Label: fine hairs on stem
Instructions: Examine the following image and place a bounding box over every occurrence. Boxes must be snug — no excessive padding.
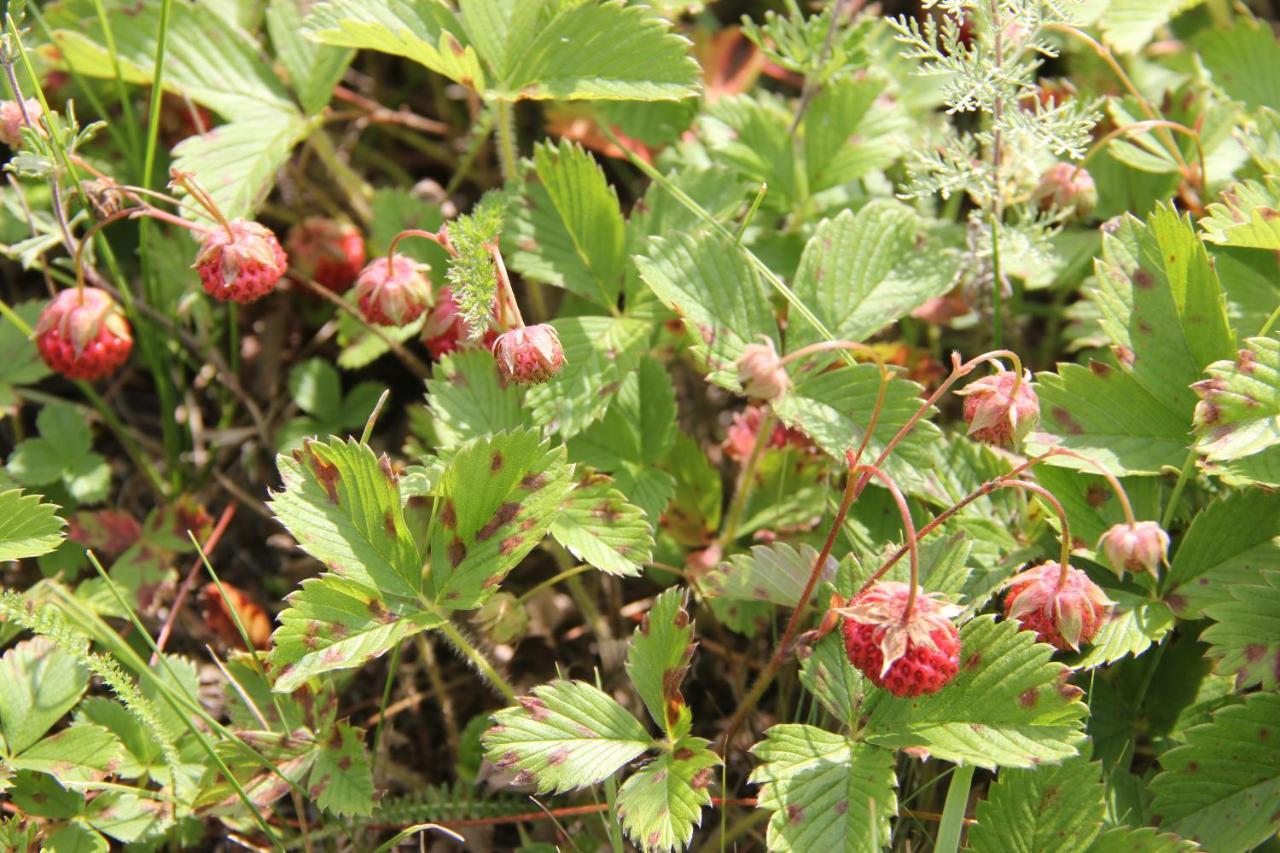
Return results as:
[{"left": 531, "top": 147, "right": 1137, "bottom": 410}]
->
[
  {"left": 850, "top": 464, "right": 922, "bottom": 617},
  {"left": 1002, "top": 479, "right": 1074, "bottom": 588}
]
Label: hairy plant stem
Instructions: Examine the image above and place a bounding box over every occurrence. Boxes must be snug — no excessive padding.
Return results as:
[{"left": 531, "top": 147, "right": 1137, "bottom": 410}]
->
[
  {"left": 988, "top": 0, "right": 1007, "bottom": 350},
  {"left": 1003, "top": 479, "right": 1074, "bottom": 587},
  {"left": 435, "top": 618, "right": 517, "bottom": 703},
  {"left": 1160, "top": 450, "right": 1198, "bottom": 531},
  {"left": 292, "top": 273, "right": 432, "bottom": 380},
  {"left": 494, "top": 98, "right": 519, "bottom": 183}
]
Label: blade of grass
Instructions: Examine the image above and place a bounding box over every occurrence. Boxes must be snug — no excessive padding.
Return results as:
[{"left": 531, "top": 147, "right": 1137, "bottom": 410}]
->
[{"left": 935, "top": 764, "right": 975, "bottom": 853}]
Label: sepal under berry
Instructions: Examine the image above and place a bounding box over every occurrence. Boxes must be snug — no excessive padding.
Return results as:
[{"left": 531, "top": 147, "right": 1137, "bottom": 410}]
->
[
  {"left": 34, "top": 287, "right": 133, "bottom": 380},
  {"left": 1002, "top": 562, "right": 1113, "bottom": 651},
  {"left": 194, "top": 219, "right": 288, "bottom": 304},
  {"left": 355, "top": 254, "right": 433, "bottom": 326},
  {"left": 840, "top": 581, "right": 962, "bottom": 697},
  {"left": 492, "top": 324, "right": 565, "bottom": 384},
  {"left": 956, "top": 368, "right": 1039, "bottom": 446},
  {"left": 736, "top": 338, "right": 789, "bottom": 400},
  {"left": 1097, "top": 521, "right": 1169, "bottom": 579}
]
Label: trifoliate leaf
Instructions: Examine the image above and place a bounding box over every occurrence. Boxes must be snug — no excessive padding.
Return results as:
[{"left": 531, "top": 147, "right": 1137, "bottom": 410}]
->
[
  {"left": 269, "top": 575, "right": 441, "bottom": 693},
  {"left": 749, "top": 725, "right": 896, "bottom": 852},
  {"left": 864, "top": 616, "right": 1088, "bottom": 768},
  {"left": 7, "top": 402, "right": 110, "bottom": 505},
  {"left": 427, "top": 429, "right": 572, "bottom": 608},
  {"left": 636, "top": 229, "right": 779, "bottom": 390},
  {"left": 303, "top": 0, "right": 485, "bottom": 91},
  {"left": 1192, "top": 335, "right": 1280, "bottom": 462},
  {"left": 968, "top": 755, "right": 1105, "bottom": 853},
  {"left": 702, "top": 542, "right": 836, "bottom": 609},
  {"left": 804, "top": 73, "right": 908, "bottom": 192},
  {"left": 0, "top": 488, "right": 65, "bottom": 562},
  {"left": 549, "top": 471, "right": 653, "bottom": 577},
  {"left": 426, "top": 350, "right": 531, "bottom": 453},
  {"left": 1150, "top": 692, "right": 1280, "bottom": 851},
  {"left": 309, "top": 723, "right": 374, "bottom": 817},
  {"left": 1164, "top": 490, "right": 1280, "bottom": 615},
  {"left": 270, "top": 438, "right": 423, "bottom": 601},
  {"left": 1201, "top": 569, "right": 1280, "bottom": 690},
  {"left": 799, "top": 633, "right": 867, "bottom": 727},
  {"left": 700, "top": 93, "right": 800, "bottom": 208},
  {"left": 526, "top": 315, "right": 650, "bottom": 437},
  {"left": 787, "top": 203, "right": 957, "bottom": 351},
  {"left": 617, "top": 739, "right": 719, "bottom": 853},
  {"left": 497, "top": 0, "right": 700, "bottom": 101},
  {"left": 625, "top": 588, "right": 695, "bottom": 738},
  {"left": 483, "top": 679, "right": 652, "bottom": 793},
  {"left": 456, "top": 0, "right": 558, "bottom": 81},
  {"left": 570, "top": 357, "right": 677, "bottom": 470},
  {"left": 0, "top": 637, "right": 88, "bottom": 754}
]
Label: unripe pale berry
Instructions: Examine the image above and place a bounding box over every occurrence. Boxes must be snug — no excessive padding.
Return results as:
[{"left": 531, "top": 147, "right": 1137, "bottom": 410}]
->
[
  {"left": 194, "top": 219, "right": 288, "bottom": 304},
  {"left": 492, "top": 324, "right": 565, "bottom": 384},
  {"left": 840, "top": 582, "right": 962, "bottom": 697},
  {"left": 1097, "top": 521, "right": 1169, "bottom": 579},
  {"left": 286, "top": 218, "right": 366, "bottom": 294},
  {"left": 736, "top": 338, "right": 789, "bottom": 400},
  {"left": 0, "top": 98, "right": 44, "bottom": 148},
  {"left": 1034, "top": 162, "right": 1097, "bottom": 219},
  {"left": 1003, "top": 562, "right": 1113, "bottom": 651},
  {"left": 34, "top": 288, "right": 133, "bottom": 380},
  {"left": 355, "top": 254, "right": 432, "bottom": 326},
  {"left": 956, "top": 368, "right": 1039, "bottom": 446}
]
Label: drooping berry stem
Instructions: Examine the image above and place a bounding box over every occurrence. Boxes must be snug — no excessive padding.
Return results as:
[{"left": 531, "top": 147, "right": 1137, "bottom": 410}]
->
[
  {"left": 1039, "top": 446, "right": 1138, "bottom": 527},
  {"left": 851, "top": 464, "right": 922, "bottom": 618},
  {"left": 1003, "top": 479, "right": 1074, "bottom": 589},
  {"left": 778, "top": 339, "right": 891, "bottom": 470},
  {"left": 73, "top": 206, "right": 209, "bottom": 298},
  {"left": 487, "top": 243, "right": 525, "bottom": 329},
  {"left": 169, "top": 169, "right": 234, "bottom": 237},
  {"left": 386, "top": 226, "right": 459, "bottom": 266}
]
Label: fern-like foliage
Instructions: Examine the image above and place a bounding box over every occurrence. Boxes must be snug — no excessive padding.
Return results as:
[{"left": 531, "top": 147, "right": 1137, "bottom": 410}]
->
[{"left": 446, "top": 190, "right": 512, "bottom": 338}]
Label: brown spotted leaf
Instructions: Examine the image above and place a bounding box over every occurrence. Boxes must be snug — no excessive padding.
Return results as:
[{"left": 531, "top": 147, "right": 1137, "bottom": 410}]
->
[
  {"left": 749, "top": 725, "right": 896, "bottom": 852},
  {"left": 1192, "top": 335, "right": 1280, "bottom": 463},
  {"left": 427, "top": 428, "right": 572, "bottom": 609},
  {"left": 616, "top": 738, "right": 720, "bottom": 853},
  {"left": 482, "top": 679, "right": 651, "bottom": 794},
  {"left": 625, "top": 588, "right": 696, "bottom": 739},
  {"left": 270, "top": 437, "right": 423, "bottom": 602},
  {"left": 1201, "top": 569, "right": 1280, "bottom": 690},
  {"left": 1031, "top": 204, "right": 1235, "bottom": 476},
  {"left": 1201, "top": 175, "right": 1280, "bottom": 250},
  {"left": 269, "top": 575, "right": 442, "bottom": 693},
  {"left": 549, "top": 470, "right": 653, "bottom": 577},
  {"left": 308, "top": 722, "right": 373, "bottom": 817},
  {"left": 968, "top": 755, "right": 1105, "bottom": 853}
]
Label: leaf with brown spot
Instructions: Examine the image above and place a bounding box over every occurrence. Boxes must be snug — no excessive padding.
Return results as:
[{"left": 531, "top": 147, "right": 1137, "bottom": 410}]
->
[
  {"left": 625, "top": 588, "right": 696, "bottom": 739},
  {"left": 308, "top": 722, "right": 373, "bottom": 817},
  {"left": 550, "top": 470, "right": 654, "bottom": 577},
  {"left": 617, "top": 739, "right": 720, "bottom": 853},
  {"left": 427, "top": 428, "right": 572, "bottom": 609}
]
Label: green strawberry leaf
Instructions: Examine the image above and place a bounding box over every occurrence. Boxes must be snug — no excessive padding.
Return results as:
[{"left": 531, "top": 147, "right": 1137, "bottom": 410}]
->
[
  {"left": 549, "top": 471, "right": 653, "bottom": 578},
  {"left": 309, "top": 722, "right": 374, "bottom": 817},
  {"left": 1201, "top": 178, "right": 1280, "bottom": 250},
  {"left": 798, "top": 633, "right": 867, "bottom": 728},
  {"left": 1201, "top": 569, "right": 1280, "bottom": 690},
  {"left": 0, "top": 300, "right": 49, "bottom": 412},
  {"left": 427, "top": 429, "right": 572, "bottom": 608},
  {"left": 267, "top": 0, "right": 354, "bottom": 114},
  {"left": 749, "top": 725, "right": 897, "bottom": 852},
  {"left": 625, "top": 588, "right": 696, "bottom": 738},
  {"left": 1192, "top": 335, "right": 1280, "bottom": 462},
  {"left": 426, "top": 349, "right": 532, "bottom": 453},
  {"left": 1164, "top": 490, "right": 1280, "bottom": 616},
  {"left": 7, "top": 403, "right": 110, "bottom": 504},
  {"left": 702, "top": 542, "right": 836, "bottom": 609},
  {"left": 0, "top": 488, "right": 66, "bottom": 562},
  {"left": 1150, "top": 692, "right": 1280, "bottom": 851},
  {"left": 482, "top": 679, "right": 652, "bottom": 793},
  {"left": 968, "top": 755, "right": 1106, "bottom": 853},
  {"left": 0, "top": 637, "right": 89, "bottom": 755},
  {"left": 617, "top": 739, "right": 719, "bottom": 853}
]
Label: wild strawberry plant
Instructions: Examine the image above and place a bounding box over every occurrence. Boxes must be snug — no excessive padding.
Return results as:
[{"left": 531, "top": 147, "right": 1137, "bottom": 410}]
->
[{"left": 0, "top": 0, "right": 1277, "bottom": 850}]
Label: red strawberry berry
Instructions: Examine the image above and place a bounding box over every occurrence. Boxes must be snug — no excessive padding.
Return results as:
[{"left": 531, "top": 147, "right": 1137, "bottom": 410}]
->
[
  {"left": 194, "top": 219, "right": 288, "bottom": 304},
  {"left": 841, "top": 581, "right": 962, "bottom": 697},
  {"left": 286, "top": 217, "right": 366, "bottom": 294},
  {"left": 1097, "top": 521, "right": 1169, "bottom": 579},
  {"left": 492, "top": 324, "right": 565, "bottom": 384},
  {"left": 354, "top": 254, "right": 432, "bottom": 326},
  {"left": 1003, "top": 562, "right": 1113, "bottom": 651},
  {"left": 956, "top": 367, "right": 1039, "bottom": 446},
  {"left": 34, "top": 287, "right": 133, "bottom": 380},
  {"left": 421, "top": 286, "right": 468, "bottom": 358}
]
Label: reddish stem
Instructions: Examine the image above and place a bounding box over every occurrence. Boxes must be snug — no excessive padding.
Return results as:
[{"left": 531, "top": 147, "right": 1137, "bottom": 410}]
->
[
  {"left": 1002, "top": 479, "right": 1074, "bottom": 588},
  {"left": 850, "top": 464, "right": 921, "bottom": 617},
  {"left": 151, "top": 504, "right": 237, "bottom": 665},
  {"left": 386, "top": 226, "right": 459, "bottom": 266}
]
